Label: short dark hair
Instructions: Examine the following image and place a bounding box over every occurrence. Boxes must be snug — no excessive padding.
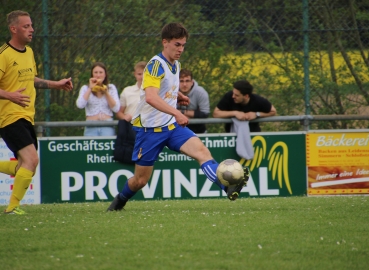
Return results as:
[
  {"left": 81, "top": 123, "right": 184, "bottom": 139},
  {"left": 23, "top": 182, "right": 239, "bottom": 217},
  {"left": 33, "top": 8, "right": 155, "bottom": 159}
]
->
[
  {"left": 233, "top": 80, "right": 253, "bottom": 96},
  {"left": 161, "top": 22, "right": 189, "bottom": 41},
  {"left": 180, "top": 69, "right": 192, "bottom": 79}
]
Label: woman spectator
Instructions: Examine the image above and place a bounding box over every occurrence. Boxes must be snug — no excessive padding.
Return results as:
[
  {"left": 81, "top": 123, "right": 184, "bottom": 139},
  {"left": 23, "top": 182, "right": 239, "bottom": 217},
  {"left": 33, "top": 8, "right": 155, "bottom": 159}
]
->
[{"left": 76, "top": 62, "right": 120, "bottom": 136}]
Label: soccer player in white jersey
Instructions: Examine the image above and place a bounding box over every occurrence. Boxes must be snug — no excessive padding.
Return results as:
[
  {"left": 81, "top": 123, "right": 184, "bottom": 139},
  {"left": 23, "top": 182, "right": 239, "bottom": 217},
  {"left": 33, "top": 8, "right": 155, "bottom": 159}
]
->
[{"left": 107, "top": 23, "right": 249, "bottom": 211}]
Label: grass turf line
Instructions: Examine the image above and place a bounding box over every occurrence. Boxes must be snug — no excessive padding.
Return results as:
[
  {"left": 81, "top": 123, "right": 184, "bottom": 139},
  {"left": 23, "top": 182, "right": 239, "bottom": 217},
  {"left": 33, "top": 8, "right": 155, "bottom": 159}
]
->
[{"left": 1, "top": 196, "right": 368, "bottom": 270}]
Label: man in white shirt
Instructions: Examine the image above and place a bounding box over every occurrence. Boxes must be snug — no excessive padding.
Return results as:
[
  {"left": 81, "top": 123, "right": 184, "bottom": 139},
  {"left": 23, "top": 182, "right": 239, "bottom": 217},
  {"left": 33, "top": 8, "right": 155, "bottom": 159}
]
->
[
  {"left": 113, "top": 61, "right": 146, "bottom": 164},
  {"left": 116, "top": 61, "right": 146, "bottom": 121}
]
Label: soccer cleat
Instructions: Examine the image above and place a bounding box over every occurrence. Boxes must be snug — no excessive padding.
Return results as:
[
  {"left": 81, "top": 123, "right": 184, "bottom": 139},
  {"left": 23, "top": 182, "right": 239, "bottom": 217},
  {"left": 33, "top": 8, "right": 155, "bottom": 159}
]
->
[
  {"left": 106, "top": 194, "right": 126, "bottom": 211},
  {"left": 4, "top": 207, "right": 26, "bottom": 215},
  {"left": 243, "top": 166, "right": 250, "bottom": 180},
  {"left": 225, "top": 166, "right": 250, "bottom": 201}
]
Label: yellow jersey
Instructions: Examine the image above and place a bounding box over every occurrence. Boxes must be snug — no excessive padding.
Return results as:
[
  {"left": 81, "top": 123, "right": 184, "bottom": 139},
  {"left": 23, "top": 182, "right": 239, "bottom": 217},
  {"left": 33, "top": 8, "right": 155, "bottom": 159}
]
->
[{"left": 0, "top": 43, "right": 37, "bottom": 128}]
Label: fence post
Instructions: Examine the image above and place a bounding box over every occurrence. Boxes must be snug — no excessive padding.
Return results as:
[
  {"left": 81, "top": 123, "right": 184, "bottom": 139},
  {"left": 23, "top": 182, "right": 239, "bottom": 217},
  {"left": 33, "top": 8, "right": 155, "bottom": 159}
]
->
[
  {"left": 42, "top": 0, "right": 51, "bottom": 136},
  {"left": 302, "top": 0, "right": 311, "bottom": 119},
  {"left": 36, "top": 125, "right": 44, "bottom": 138}
]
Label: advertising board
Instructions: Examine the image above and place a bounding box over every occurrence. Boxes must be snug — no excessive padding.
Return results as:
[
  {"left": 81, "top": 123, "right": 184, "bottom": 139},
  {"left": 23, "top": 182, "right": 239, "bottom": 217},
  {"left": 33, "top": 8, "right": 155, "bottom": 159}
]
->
[
  {"left": 0, "top": 139, "right": 41, "bottom": 205},
  {"left": 307, "top": 131, "right": 369, "bottom": 195},
  {"left": 39, "top": 133, "right": 306, "bottom": 203}
]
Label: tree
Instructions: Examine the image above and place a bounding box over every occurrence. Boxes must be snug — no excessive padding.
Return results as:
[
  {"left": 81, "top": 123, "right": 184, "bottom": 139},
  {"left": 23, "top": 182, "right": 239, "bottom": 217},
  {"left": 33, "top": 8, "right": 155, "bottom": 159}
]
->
[{"left": 1, "top": 0, "right": 368, "bottom": 135}]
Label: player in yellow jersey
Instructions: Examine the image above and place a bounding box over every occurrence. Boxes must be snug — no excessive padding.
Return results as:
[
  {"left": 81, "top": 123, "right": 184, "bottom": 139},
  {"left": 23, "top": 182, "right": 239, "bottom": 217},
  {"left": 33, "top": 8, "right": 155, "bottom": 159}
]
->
[
  {"left": 0, "top": 10, "right": 73, "bottom": 214},
  {"left": 107, "top": 23, "right": 250, "bottom": 211}
]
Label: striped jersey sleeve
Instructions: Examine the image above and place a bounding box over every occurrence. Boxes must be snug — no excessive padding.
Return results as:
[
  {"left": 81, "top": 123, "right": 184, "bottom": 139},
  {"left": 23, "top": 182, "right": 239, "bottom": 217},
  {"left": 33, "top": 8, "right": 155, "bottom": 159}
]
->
[{"left": 142, "top": 59, "right": 165, "bottom": 90}]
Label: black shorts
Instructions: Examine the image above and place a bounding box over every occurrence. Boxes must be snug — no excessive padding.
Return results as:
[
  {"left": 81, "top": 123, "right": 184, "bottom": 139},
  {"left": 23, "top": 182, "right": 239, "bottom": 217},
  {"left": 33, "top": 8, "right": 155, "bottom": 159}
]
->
[{"left": 0, "top": 118, "right": 38, "bottom": 159}]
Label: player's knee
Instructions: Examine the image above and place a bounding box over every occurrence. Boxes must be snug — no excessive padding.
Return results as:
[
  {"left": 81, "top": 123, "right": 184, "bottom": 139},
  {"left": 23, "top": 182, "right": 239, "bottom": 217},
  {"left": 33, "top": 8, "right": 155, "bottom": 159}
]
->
[
  {"left": 18, "top": 154, "right": 39, "bottom": 172},
  {"left": 131, "top": 176, "right": 148, "bottom": 190},
  {"left": 137, "top": 179, "right": 149, "bottom": 189},
  {"left": 27, "top": 161, "right": 38, "bottom": 173},
  {"left": 30, "top": 155, "right": 39, "bottom": 169},
  {"left": 199, "top": 145, "right": 212, "bottom": 158}
]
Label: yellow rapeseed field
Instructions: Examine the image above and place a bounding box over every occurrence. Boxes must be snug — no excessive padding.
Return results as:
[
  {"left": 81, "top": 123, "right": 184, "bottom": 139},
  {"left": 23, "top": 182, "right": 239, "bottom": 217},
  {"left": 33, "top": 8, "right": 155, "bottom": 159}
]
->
[{"left": 216, "top": 51, "right": 369, "bottom": 85}]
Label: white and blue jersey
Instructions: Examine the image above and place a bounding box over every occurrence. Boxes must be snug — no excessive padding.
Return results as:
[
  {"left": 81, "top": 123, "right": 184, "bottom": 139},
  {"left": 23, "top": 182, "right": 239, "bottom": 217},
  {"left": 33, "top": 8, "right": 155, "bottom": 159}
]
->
[
  {"left": 132, "top": 53, "right": 180, "bottom": 129},
  {"left": 130, "top": 53, "right": 196, "bottom": 165}
]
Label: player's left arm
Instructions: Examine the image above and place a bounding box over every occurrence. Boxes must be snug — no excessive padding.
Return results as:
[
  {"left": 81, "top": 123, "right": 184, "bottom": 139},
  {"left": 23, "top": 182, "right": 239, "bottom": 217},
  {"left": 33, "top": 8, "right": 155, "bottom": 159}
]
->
[
  {"left": 143, "top": 59, "right": 187, "bottom": 115},
  {"left": 143, "top": 60, "right": 188, "bottom": 126},
  {"left": 34, "top": 77, "right": 73, "bottom": 92},
  {"left": 146, "top": 87, "right": 183, "bottom": 118},
  {"left": 146, "top": 87, "right": 188, "bottom": 126}
]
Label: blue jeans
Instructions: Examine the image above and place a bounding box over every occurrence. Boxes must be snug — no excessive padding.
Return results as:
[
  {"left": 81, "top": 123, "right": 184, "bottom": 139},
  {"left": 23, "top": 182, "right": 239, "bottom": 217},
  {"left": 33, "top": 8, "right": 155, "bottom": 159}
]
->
[{"left": 84, "top": 119, "right": 116, "bottom": 136}]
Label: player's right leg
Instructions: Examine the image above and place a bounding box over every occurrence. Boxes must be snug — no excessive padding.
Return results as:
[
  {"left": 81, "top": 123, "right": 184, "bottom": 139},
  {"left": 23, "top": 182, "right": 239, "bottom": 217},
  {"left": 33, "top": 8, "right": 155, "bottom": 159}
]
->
[
  {"left": 0, "top": 119, "right": 38, "bottom": 214},
  {"left": 107, "top": 164, "right": 153, "bottom": 211},
  {"left": 169, "top": 130, "right": 226, "bottom": 192},
  {"left": 177, "top": 133, "right": 250, "bottom": 200},
  {"left": 107, "top": 128, "right": 166, "bottom": 211},
  {"left": 5, "top": 144, "right": 38, "bottom": 214}
]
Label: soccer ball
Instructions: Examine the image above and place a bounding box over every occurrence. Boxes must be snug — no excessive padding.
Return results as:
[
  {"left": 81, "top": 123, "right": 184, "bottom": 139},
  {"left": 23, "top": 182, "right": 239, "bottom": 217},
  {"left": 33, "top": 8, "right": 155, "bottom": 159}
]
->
[{"left": 216, "top": 159, "right": 244, "bottom": 186}]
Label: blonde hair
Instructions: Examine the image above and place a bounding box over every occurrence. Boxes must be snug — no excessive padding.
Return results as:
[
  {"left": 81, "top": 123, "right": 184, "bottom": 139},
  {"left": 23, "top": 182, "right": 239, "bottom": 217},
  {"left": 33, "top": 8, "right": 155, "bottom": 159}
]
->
[
  {"left": 7, "top": 10, "right": 30, "bottom": 26},
  {"left": 134, "top": 61, "right": 147, "bottom": 71}
]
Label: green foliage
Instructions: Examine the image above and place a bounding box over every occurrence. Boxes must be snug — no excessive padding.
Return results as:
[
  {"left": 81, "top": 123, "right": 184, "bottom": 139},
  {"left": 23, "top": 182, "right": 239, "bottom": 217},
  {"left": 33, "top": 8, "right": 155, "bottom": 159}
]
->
[{"left": 1, "top": 0, "right": 369, "bottom": 134}]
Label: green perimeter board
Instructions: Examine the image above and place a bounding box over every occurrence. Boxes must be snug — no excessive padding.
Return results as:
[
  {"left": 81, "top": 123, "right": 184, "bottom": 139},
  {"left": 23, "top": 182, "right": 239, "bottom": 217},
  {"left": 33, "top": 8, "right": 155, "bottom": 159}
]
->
[{"left": 40, "top": 133, "right": 306, "bottom": 203}]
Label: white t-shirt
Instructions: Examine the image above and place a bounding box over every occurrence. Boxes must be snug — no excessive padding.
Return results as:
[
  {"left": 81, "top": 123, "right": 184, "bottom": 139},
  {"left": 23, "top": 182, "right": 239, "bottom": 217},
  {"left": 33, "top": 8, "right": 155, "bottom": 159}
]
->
[
  {"left": 76, "top": 84, "right": 120, "bottom": 116},
  {"left": 120, "top": 83, "right": 140, "bottom": 116}
]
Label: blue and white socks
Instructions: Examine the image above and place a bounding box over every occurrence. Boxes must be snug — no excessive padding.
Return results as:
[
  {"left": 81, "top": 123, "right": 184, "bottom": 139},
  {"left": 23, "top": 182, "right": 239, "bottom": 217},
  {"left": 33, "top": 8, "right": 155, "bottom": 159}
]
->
[{"left": 201, "top": 159, "right": 225, "bottom": 191}]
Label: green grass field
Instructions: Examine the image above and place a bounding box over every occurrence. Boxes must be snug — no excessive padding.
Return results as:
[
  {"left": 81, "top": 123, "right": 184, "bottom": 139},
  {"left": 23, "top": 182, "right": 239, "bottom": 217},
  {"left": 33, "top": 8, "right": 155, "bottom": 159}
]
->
[{"left": 1, "top": 196, "right": 368, "bottom": 270}]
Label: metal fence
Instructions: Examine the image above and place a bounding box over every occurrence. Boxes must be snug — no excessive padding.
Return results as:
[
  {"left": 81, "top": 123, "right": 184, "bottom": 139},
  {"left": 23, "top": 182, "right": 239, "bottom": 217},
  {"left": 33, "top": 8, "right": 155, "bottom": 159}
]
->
[
  {"left": 1, "top": 0, "right": 369, "bottom": 135},
  {"left": 34, "top": 114, "right": 369, "bottom": 137}
]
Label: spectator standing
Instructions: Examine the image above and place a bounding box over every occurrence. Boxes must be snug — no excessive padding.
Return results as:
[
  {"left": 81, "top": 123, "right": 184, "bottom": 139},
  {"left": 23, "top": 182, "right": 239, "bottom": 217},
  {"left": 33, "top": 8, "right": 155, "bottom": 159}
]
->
[
  {"left": 76, "top": 62, "right": 120, "bottom": 136},
  {"left": 113, "top": 61, "right": 146, "bottom": 164},
  {"left": 177, "top": 69, "right": 209, "bottom": 133},
  {"left": 213, "top": 80, "right": 276, "bottom": 132},
  {"left": 0, "top": 10, "right": 73, "bottom": 214},
  {"left": 116, "top": 61, "right": 146, "bottom": 121}
]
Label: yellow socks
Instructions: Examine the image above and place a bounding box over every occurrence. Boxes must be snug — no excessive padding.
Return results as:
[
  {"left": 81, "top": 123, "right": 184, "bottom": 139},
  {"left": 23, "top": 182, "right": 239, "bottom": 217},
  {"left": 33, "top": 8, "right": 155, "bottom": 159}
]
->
[
  {"left": 0, "top": 160, "right": 17, "bottom": 176},
  {"left": 6, "top": 167, "right": 33, "bottom": 212}
]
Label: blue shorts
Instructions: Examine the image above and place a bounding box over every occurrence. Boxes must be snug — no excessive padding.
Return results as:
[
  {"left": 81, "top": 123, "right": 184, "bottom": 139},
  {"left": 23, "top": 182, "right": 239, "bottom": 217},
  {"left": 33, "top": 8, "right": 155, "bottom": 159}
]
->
[{"left": 132, "top": 122, "right": 196, "bottom": 166}]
